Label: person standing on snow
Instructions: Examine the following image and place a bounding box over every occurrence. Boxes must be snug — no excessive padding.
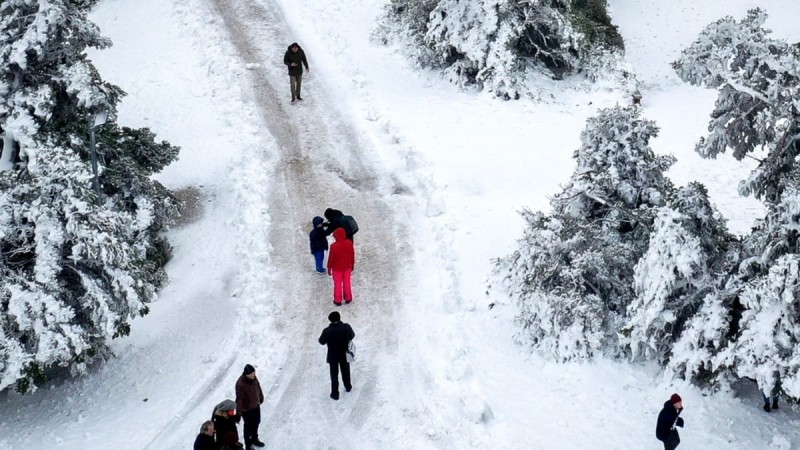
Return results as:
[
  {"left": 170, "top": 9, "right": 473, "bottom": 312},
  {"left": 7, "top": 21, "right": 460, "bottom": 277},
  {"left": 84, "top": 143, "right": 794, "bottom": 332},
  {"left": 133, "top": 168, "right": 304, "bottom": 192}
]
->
[
  {"left": 211, "top": 399, "right": 243, "bottom": 450},
  {"left": 656, "top": 393, "right": 685, "bottom": 450},
  {"left": 323, "top": 208, "right": 348, "bottom": 238},
  {"left": 318, "top": 311, "right": 355, "bottom": 400},
  {"left": 236, "top": 364, "right": 265, "bottom": 450},
  {"left": 283, "top": 42, "right": 309, "bottom": 103},
  {"left": 327, "top": 227, "right": 355, "bottom": 305},
  {"left": 194, "top": 420, "right": 219, "bottom": 450},
  {"left": 309, "top": 216, "right": 329, "bottom": 273}
]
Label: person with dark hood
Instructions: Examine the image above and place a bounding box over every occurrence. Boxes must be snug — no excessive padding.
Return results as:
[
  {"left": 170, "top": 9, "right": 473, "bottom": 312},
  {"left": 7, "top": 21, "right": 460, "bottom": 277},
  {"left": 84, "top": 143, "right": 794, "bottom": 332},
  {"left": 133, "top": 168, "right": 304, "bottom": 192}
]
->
[
  {"left": 318, "top": 311, "right": 355, "bottom": 400},
  {"left": 211, "top": 399, "right": 243, "bottom": 450},
  {"left": 309, "top": 216, "right": 328, "bottom": 274},
  {"left": 322, "top": 208, "right": 357, "bottom": 241},
  {"left": 327, "top": 227, "right": 355, "bottom": 305},
  {"left": 283, "top": 42, "right": 309, "bottom": 103},
  {"left": 235, "top": 364, "right": 265, "bottom": 449},
  {"left": 194, "top": 420, "right": 219, "bottom": 450},
  {"left": 655, "top": 393, "right": 685, "bottom": 450}
]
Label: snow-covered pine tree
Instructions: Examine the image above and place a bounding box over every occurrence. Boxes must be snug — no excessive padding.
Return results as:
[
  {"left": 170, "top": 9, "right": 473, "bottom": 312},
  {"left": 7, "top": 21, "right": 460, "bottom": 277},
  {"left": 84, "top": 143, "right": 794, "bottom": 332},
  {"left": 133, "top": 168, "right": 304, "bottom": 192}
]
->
[
  {"left": 495, "top": 106, "right": 674, "bottom": 360},
  {"left": 622, "top": 183, "right": 737, "bottom": 363},
  {"left": 671, "top": 9, "right": 800, "bottom": 398},
  {"left": 380, "top": 0, "right": 623, "bottom": 99},
  {"left": 0, "top": 0, "right": 179, "bottom": 392},
  {"left": 672, "top": 8, "right": 800, "bottom": 204}
]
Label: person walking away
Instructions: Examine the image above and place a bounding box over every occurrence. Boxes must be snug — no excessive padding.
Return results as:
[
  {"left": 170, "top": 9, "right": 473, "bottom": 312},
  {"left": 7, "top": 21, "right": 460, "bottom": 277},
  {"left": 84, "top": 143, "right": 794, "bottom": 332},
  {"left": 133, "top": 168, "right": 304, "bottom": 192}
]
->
[
  {"left": 194, "top": 420, "right": 219, "bottom": 450},
  {"left": 236, "top": 364, "right": 265, "bottom": 449},
  {"left": 309, "top": 216, "right": 328, "bottom": 273},
  {"left": 318, "top": 311, "right": 355, "bottom": 400},
  {"left": 211, "top": 399, "right": 243, "bottom": 450},
  {"left": 283, "top": 42, "right": 309, "bottom": 103},
  {"left": 656, "top": 393, "right": 685, "bottom": 450},
  {"left": 327, "top": 227, "right": 355, "bottom": 305}
]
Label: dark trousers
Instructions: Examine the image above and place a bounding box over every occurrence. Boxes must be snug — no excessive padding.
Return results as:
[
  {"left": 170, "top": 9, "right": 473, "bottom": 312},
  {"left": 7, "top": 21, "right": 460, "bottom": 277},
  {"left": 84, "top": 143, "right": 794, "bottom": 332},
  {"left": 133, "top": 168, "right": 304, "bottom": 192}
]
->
[
  {"left": 662, "top": 433, "right": 680, "bottom": 450},
  {"left": 242, "top": 407, "right": 261, "bottom": 447},
  {"left": 290, "top": 74, "right": 303, "bottom": 100},
  {"left": 313, "top": 250, "right": 325, "bottom": 272},
  {"left": 329, "top": 361, "right": 351, "bottom": 395}
]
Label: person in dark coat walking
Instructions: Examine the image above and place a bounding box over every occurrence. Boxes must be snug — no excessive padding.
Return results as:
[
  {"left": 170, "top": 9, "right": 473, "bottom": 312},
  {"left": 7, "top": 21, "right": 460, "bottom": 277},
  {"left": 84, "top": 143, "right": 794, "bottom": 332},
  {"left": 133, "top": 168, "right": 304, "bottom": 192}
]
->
[
  {"left": 318, "top": 311, "right": 355, "bottom": 400},
  {"left": 309, "top": 216, "right": 328, "bottom": 273},
  {"left": 235, "top": 364, "right": 265, "bottom": 449},
  {"left": 327, "top": 227, "right": 355, "bottom": 305},
  {"left": 655, "top": 393, "right": 685, "bottom": 450},
  {"left": 194, "top": 420, "right": 219, "bottom": 450},
  {"left": 283, "top": 42, "right": 309, "bottom": 103}
]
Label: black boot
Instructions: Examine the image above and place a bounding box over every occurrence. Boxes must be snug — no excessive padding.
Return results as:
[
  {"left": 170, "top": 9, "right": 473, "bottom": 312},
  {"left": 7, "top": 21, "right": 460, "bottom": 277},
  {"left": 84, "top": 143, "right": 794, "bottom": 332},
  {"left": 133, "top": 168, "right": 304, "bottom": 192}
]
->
[
  {"left": 763, "top": 403, "right": 771, "bottom": 412},
  {"left": 772, "top": 399, "right": 779, "bottom": 410}
]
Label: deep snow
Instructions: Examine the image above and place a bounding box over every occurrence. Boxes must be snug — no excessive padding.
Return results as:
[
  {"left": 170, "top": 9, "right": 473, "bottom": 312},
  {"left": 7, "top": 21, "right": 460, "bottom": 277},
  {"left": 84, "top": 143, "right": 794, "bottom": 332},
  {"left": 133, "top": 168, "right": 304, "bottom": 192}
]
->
[{"left": 4, "top": 0, "right": 800, "bottom": 449}]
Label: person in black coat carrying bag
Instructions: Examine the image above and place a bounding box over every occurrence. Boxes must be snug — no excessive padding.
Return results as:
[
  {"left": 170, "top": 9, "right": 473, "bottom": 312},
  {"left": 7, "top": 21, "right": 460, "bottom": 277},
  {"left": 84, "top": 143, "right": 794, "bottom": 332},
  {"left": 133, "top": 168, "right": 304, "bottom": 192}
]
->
[
  {"left": 656, "top": 393, "right": 685, "bottom": 450},
  {"left": 318, "top": 311, "right": 355, "bottom": 400}
]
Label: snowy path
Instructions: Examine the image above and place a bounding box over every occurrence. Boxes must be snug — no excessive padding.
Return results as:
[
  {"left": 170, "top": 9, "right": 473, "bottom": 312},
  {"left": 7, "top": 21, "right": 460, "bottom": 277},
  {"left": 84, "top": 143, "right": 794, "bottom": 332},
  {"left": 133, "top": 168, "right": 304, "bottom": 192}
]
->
[{"left": 184, "top": 0, "right": 411, "bottom": 446}]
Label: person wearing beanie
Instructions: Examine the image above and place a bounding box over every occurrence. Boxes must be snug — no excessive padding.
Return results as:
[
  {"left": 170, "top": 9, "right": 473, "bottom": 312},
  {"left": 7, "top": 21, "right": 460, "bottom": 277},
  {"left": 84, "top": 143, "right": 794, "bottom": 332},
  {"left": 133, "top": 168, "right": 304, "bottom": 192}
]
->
[
  {"left": 309, "top": 216, "right": 328, "bottom": 274},
  {"left": 655, "top": 393, "right": 684, "bottom": 450},
  {"left": 318, "top": 311, "right": 355, "bottom": 400},
  {"left": 235, "top": 364, "right": 265, "bottom": 449}
]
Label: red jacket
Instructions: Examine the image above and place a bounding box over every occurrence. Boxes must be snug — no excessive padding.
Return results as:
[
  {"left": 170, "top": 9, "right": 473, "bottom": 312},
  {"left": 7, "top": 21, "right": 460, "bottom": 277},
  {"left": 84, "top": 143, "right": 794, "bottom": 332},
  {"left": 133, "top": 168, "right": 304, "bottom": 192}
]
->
[{"left": 327, "top": 228, "right": 355, "bottom": 271}]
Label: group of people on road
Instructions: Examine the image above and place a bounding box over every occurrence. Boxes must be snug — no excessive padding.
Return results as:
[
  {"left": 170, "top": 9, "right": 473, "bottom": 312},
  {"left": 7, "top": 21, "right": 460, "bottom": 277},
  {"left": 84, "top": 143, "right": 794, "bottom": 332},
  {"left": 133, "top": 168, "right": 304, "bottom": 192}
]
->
[
  {"left": 311, "top": 208, "right": 359, "bottom": 400},
  {"left": 193, "top": 206, "right": 359, "bottom": 449},
  {"left": 194, "top": 365, "right": 265, "bottom": 450},
  {"left": 310, "top": 208, "right": 358, "bottom": 305},
  {"left": 194, "top": 312, "right": 356, "bottom": 449}
]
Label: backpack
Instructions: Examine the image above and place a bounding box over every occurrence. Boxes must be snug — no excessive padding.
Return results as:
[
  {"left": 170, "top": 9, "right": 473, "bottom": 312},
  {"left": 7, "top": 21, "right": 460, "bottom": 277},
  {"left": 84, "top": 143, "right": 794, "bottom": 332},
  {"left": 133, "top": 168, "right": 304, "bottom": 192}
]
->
[{"left": 342, "top": 215, "right": 359, "bottom": 236}]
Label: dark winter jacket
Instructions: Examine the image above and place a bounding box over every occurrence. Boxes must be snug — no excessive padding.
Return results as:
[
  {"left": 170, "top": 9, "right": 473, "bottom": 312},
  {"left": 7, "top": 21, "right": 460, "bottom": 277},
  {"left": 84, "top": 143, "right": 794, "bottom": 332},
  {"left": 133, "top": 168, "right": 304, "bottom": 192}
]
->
[
  {"left": 323, "top": 208, "right": 357, "bottom": 240},
  {"left": 284, "top": 43, "right": 309, "bottom": 76},
  {"left": 319, "top": 321, "right": 356, "bottom": 363},
  {"left": 235, "top": 375, "right": 264, "bottom": 413},
  {"left": 211, "top": 412, "right": 240, "bottom": 450},
  {"left": 327, "top": 228, "right": 355, "bottom": 272},
  {"left": 310, "top": 216, "right": 329, "bottom": 254},
  {"left": 194, "top": 433, "right": 219, "bottom": 450},
  {"left": 323, "top": 208, "right": 345, "bottom": 235},
  {"left": 655, "top": 400, "right": 683, "bottom": 446}
]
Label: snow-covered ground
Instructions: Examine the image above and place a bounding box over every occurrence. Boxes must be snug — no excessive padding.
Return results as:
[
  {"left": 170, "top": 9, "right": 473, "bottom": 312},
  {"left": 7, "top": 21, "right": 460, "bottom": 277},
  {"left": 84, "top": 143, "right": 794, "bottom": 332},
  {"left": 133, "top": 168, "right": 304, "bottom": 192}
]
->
[{"left": 4, "top": 0, "right": 800, "bottom": 449}]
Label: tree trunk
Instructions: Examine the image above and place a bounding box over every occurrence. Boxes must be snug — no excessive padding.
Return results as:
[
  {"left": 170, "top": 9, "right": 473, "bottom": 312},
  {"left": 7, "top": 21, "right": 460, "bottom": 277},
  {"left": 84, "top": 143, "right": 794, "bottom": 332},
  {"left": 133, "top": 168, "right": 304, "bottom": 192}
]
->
[{"left": 0, "top": 132, "right": 15, "bottom": 170}]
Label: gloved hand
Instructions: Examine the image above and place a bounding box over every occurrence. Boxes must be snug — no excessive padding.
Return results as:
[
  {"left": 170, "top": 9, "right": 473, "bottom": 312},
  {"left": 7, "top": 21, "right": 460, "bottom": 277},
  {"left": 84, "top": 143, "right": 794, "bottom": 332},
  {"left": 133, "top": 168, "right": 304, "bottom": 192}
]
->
[
  {"left": 676, "top": 417, "right": 684, "bottom": 427},
  {"left": 328, "top": 269, "right": 332, "bottom": 276}
]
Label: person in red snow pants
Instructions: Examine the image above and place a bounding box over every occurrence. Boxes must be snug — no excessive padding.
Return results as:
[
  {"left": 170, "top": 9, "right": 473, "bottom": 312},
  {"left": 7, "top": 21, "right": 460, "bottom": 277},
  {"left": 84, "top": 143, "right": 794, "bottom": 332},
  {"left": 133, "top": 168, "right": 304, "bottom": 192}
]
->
[{"left": 327, "top": 227, "right": 355, "bottom": 305}]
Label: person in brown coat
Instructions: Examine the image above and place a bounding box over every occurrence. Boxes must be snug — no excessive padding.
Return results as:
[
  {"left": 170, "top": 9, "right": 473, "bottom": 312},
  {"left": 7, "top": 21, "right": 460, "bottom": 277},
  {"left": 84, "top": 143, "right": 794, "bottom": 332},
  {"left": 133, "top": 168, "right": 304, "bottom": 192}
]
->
[{"left": 235, "top": 364, "right": 265, "bottom": 449}]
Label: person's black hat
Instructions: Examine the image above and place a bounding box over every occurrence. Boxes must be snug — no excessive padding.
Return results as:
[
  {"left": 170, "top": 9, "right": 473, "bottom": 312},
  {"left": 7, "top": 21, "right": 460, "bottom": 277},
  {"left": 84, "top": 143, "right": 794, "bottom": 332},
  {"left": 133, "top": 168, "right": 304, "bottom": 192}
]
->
[
  {"left": 243, "top": 364, "right": 256, "bottom": 375},
  {"left": 328, "top": 311, "right": 340, "bottom": 323}
]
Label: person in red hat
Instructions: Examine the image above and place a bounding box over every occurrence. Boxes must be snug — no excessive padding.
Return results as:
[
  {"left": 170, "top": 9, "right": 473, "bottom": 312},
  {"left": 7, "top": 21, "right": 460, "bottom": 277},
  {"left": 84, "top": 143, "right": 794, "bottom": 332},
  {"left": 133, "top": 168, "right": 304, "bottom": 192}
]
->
[{"left": 655, "top": 393, "right": 684, "bottom": 449}]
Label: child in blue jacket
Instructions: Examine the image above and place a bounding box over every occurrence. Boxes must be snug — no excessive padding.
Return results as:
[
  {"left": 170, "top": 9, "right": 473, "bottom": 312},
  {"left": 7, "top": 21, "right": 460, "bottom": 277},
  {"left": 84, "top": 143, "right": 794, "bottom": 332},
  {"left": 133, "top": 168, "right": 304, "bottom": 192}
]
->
[{"left": 310, "top": 216, "right": 329, "bottom": 273}]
